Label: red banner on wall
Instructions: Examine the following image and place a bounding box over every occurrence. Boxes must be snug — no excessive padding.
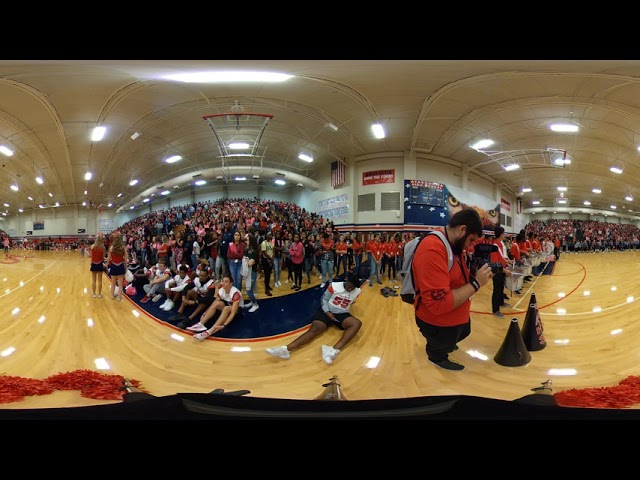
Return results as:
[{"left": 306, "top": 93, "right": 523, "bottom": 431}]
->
[
  {"left": 501, "top": 197, "right": 511, "bottom": 212},
  {"left": 363, "top": 169, "right": 395, "bottom": 185}
]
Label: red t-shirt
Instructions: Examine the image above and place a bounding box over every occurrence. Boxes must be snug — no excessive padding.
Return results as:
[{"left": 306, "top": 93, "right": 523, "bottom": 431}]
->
[
  {"left": 91, "top": 247, "right": 104, "bottom": 263},
  {"left": 413, "top": 231, "right": 471, "bottom": 327}
]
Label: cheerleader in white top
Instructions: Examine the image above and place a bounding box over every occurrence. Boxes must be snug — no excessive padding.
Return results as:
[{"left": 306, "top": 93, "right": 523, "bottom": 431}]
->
[
  {"left": 265, "top": 273, "right": 363, "bottom": 364},
  {"left": 190, "top": 274, "right": 244, "bottom": 340}
]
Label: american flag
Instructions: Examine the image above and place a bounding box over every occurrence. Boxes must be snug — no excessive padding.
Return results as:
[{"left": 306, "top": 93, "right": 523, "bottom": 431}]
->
[{"left": 331, "top": 160, "right": 345, "bottom": 187}]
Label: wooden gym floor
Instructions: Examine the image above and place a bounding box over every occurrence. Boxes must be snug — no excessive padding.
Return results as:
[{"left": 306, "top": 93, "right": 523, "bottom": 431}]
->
[{"left": 0, "top": 248, "right": 638, "bottom": 409}]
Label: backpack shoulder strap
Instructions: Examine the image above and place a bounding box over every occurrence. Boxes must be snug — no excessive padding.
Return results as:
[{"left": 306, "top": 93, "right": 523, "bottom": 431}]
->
[{"left": 426, "top": 230, "right": 454, "bottom": 271}]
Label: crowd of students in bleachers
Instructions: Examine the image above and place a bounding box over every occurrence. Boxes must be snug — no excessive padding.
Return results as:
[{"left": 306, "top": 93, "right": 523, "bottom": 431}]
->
[{"left": 526, "top": 219, "right": 640, "bottom": 252}]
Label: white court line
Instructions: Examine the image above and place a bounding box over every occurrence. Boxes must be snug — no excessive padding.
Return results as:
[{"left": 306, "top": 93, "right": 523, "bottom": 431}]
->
[
  {"left": 541, "top": 297, "right": 639, "bottom": 317},
  {"left": 0, "top": 254, "right": 65, "bottom": 300}
]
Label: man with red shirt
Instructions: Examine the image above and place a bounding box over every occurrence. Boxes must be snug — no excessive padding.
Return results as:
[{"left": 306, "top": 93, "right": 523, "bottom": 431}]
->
[
  {"left": 412, "top": 209, "right": 493, "bottom": 371},
  {"left": 489, "top": 227, "right": 514, "bottom": 318}
]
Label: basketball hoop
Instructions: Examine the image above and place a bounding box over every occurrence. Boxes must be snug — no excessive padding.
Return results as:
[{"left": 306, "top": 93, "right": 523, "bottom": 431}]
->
[{"left": 203, "top": 112, "right": 274, "bottom": 158}]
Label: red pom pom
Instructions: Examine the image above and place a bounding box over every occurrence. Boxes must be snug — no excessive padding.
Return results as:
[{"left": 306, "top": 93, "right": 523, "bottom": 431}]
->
[
  {"left": 554, "top": 375, "right": 640, "bottom": 409},
  {"left": 0, "top": 370, "right": 147, "bottom": 404}
]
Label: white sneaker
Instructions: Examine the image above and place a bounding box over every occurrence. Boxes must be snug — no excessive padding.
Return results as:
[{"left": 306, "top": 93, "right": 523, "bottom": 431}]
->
[
  {"left": 243, "top": 301, "right": 253, "bottom": 309},
  {"left": 159, "top": 300, "right": 168, "bottom": 309},
  {"left": 163, "top": 300, "right": 174, "bottom": 311},
  {"left": 193, "top": 330, "right": 211, "bottom": 341},
  {"left": 320, "top": 282, "right": 326, "bottom": 288},
  {"left": 265, "top": 346, "right": 290, "bottom": 360},
  {"left": 249, "top": 304, "right": 259, "bottom": 313},
  {"left": 152, "top": 294, "right": 163, "bottom": 302},
  {"left": 321, "top": 344, "right": 340, "bottom": 365},
  {"left": 187, "top": 323, "right": 207, "bottom": 332}
]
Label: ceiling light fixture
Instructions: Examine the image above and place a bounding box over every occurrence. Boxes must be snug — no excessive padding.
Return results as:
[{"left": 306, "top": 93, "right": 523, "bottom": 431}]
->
[
  {"left": 503, "top": 163, "right": 520, "bottom": 171},
  {"left": 130, "top": 131, "right": 140, "bottom": 140},
  {"left": 0, "top": 145, "right": 14, "bottom": 157},
  {"left": 470, "top": 139, "right": 494, "bottom": 150},
  {"left": 161, "top": 71, "right": 293, "bottom": 83},
  {"left": 550, "top": 123, "right": 579, "bottom": 133},
  {"left": 129, "top": 179, "right": 139, "bottom": 186},
  {"left": 371, "top": 123, "right": 385, "bottom": 139},
  {"left": 165, "top": 155, "right": 182, "bottom": 164},
  {"left": 298, "top": 153, "right": 313, "bottom": 162},
  {"left": 228, "top": 142, "right": 250, "bottom": 150},
  {"left": 91, "top": 126, "right": 106, "bottom": 141}
]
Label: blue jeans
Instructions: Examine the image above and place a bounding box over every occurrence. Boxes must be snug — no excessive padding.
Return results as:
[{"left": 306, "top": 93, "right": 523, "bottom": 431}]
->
[
  {"left": 273, "top": 256, "right": 282, "bottom": 285},
  {"left": 321, "top": 258, "right": 334, "bottom": 284},
  {"left": 369, "top": 257, "right": 381, "bottom": 285},
  {"left": 214, "top": 256, "right": 224, "bottom": 281},
  {"left": 246, "top": 269, "right": 258, "bottom": 304},
  {"left": 228, "top": 258, "right": 243, "bottom": 290},
  {"left": 354, "top": 253, "right": 362, "bottom": 277}
]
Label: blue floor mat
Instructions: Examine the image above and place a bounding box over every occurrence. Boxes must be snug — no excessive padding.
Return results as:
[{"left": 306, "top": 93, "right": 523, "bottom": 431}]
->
[{"left": 125, "top": 273, "right": 365, "bottom": 340}]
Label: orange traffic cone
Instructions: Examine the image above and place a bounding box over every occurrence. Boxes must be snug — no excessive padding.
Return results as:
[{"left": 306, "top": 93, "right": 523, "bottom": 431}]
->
[
  {"left": 315, "top": 375, "right": 348, "bottom": 400},
  {"left": 494, "top": 317, "right": 532, "bottom": 367},
  {"left": 521, "top": 292, "right": 546, "bottom": 351}
]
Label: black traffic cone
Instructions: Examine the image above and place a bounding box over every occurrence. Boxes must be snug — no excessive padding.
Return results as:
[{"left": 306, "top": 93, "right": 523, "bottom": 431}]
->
[
  {"left": 494, "top": 317, "right": 532, "bottom": 367},
  {"left": 521, "top": 292, "right": 546, "bottom": 351},
  {"left": 315, "top": 375, "right": 348, "bottom": 400}
]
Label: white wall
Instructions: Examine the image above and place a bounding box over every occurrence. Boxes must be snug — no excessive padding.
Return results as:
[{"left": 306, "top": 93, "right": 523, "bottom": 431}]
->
[
  {"left": 353, "top": 154, "right": 404, "bottom": 226},
  {"left": 3, "top": 206, "right": 113, "bottom": 237},
  {"left": 8, "top": 153, "right": 640, "bottom": 237}
]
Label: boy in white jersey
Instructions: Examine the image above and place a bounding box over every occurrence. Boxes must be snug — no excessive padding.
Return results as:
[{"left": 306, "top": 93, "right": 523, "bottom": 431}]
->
[
  {"left": 265, "top": 273, "right": 362, "bottom": 364},
  {"left": 159, "top": 265, "right": 191, "bottom": 311},
  {"left": 189, "top": 274, "right": 243, "bottom": 340}
]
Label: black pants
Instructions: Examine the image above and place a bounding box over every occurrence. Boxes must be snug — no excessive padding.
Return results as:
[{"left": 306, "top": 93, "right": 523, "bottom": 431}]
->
[
  {"left": 415, "top": 316, "right": 471, "bottom": 362},
  {"left": 262, "top": 258, "right": 273, "bottom": 291},
  {"left": 492, "top": 271, "right": 506, "bottom": 313},
  {"left": 292, "top": 261, "right": 303, "bottom": 286}
]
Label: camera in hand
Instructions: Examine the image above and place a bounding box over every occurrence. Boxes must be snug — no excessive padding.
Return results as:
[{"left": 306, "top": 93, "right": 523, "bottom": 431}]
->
[{"left": 470, "top": 243, "right": 503, "bottom": 275}]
